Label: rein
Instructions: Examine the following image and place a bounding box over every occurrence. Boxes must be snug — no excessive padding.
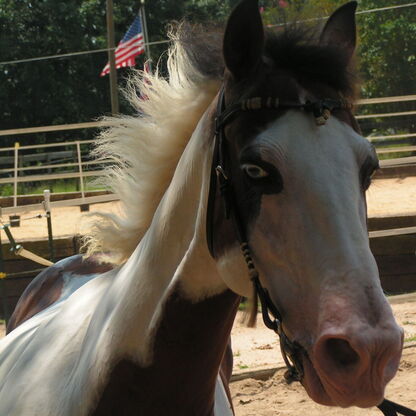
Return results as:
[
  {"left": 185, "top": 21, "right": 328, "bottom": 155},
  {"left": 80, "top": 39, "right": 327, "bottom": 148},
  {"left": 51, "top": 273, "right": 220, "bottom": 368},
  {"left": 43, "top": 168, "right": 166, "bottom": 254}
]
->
[{"left": 207, "top": 86, "right": 416, "bottom": 416}]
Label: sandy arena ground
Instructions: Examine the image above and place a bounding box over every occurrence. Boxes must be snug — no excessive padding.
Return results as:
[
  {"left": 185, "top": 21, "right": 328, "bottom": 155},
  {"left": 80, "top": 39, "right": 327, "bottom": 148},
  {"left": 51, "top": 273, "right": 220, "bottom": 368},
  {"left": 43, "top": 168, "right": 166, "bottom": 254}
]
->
[
  {"left": 231, "top": 295, "right": 416, "bottom": 416},
  {"left": 0, "top": 176, "right": 415, "bottom": 414},
  {"left": 231, "top": 345, "right": 416, "bottom": 416}
]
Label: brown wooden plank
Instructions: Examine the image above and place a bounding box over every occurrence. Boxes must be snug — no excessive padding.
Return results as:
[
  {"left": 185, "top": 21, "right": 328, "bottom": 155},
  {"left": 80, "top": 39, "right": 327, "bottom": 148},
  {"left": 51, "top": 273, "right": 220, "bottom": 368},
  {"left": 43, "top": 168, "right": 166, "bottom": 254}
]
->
[
  {"left": 1, "top": 237, "right": 76, "bottom": 261},
  {"left": 4, "top": 300, "right": 19, "bottom": 320},
  {"left": 4, "top": 258, "right": 45, "bottom": 277},
  {"left": 3, "top": 277, "right": 35, "bottom": 297},
  {"left": 0, "top": 190, "right": 110, "bottom": 208},
  {"left": 368, "top": 215, "right": 416, "bottom": 232},
  {"left": 370, "top": 234, "right": 416, "bottom": 255},
  {"left": 375, "top": 255, "right": 416, "bottom": 276},
  {"left": 1, "top": 259, "right": 48, "bottom": 275},
  {"left": 380, "top": 274, "right": 416, "bottom": 295}
]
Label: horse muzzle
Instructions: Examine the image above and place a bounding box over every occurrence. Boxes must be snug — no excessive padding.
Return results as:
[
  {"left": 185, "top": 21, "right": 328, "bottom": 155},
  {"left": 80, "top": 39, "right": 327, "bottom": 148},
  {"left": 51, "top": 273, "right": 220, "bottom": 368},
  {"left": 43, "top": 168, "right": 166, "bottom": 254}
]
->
[{"left": 302, "top": 320, "right": 404, "bottom": 407}]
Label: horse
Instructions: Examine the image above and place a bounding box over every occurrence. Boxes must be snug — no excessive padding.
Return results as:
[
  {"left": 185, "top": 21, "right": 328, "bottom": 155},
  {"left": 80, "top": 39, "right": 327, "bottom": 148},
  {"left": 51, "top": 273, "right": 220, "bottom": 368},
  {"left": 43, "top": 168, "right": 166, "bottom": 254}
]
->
[{"left": 0, "top": 0, "right": 405, "bottom": 415}]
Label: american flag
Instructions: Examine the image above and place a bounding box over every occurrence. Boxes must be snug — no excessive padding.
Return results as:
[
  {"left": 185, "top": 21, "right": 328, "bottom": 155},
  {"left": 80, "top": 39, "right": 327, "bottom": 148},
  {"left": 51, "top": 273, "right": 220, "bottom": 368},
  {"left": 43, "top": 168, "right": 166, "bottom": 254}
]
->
[{"left": 100, "top": 15, "right": 145, "bottom": 77}]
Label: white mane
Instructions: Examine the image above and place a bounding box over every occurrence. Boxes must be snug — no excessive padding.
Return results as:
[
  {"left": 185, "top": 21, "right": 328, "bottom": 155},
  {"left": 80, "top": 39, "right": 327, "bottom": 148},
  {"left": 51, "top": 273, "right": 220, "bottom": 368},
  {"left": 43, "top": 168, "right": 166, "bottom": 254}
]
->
[{"left": 84, "top": 27, "right": 221, "bottom": 263}]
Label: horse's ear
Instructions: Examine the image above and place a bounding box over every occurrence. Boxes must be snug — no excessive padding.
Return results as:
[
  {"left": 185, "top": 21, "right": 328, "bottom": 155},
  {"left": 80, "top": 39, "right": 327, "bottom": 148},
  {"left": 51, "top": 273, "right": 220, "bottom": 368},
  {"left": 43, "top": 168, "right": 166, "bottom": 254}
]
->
[
  {"left": 319, "top": 1, "right": 357, "bottom": 62},
  {"left": 223, "top": 0, "right": 264, "bottom": 80}
]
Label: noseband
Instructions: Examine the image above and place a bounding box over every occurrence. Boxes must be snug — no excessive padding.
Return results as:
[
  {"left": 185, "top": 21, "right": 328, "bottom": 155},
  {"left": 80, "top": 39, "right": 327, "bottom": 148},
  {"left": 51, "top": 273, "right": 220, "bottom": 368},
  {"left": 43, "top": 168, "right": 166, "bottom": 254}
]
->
[{"left": 207, "top": 86, "right": 416, "bottom": 416}]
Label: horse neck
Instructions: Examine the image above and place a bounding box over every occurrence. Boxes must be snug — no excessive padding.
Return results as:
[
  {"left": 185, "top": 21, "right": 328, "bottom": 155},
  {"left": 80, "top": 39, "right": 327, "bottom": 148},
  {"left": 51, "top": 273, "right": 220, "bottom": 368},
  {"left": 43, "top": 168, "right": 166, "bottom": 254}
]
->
[{"left": 106, "top": 105, "right": 237, "bottom": 365}]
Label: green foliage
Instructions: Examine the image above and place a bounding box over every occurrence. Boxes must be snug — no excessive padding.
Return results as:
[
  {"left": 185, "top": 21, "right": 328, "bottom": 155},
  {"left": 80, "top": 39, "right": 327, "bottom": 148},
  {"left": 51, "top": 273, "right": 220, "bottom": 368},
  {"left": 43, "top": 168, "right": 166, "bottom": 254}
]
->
[
  {"left": 0, "top": 0, "right": 115, "bottom": 145},
  {"left": 261, "top": 0, "right": 344, "bottom": 26},
  {"left": 260, "top": 0, "right": 416, "bottom": 136},
  {"left": 357, "top": 0, "right": 416, "bottom": 99},
  {"left": 0, "top": 0, "right": 236, "bottom": 147},
  {"left": 0, "top": 184, "right": 13, "bottom": 197},
  {"left": 261, "top": 0, "right": 416, "bottom": 99}
]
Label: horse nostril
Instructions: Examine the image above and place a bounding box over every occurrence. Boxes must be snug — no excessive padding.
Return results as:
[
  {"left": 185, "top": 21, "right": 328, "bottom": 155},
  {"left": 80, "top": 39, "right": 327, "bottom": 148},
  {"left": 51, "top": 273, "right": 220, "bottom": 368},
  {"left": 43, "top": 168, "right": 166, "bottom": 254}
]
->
[{"left": 325, "top": 338, "right": 360, "bottom": 367}]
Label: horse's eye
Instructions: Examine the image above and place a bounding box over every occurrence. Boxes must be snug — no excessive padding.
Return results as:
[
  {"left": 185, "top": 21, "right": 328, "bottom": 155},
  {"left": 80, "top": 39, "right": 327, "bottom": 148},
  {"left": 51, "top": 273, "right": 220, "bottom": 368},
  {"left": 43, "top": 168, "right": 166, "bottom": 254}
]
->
[{"left": 242, "top": 163, "right": 269, "bottom": 179}]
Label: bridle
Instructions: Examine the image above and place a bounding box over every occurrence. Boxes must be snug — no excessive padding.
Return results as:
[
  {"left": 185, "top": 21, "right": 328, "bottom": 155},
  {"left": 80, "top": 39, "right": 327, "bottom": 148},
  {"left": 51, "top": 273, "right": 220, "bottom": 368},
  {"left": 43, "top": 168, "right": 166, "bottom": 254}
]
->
[
  {"left": 207, "top": 86, "right": 352, "bottom": 382},
  {"left": 207, "top": 86, "right": 416, "bottom": 416}
]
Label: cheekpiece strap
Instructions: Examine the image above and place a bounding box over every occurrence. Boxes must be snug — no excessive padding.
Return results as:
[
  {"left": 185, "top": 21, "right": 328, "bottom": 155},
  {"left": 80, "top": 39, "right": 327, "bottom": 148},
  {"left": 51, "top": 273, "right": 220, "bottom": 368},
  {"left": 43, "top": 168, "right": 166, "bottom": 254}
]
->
[{"left": 240, "top": 241, "right": 304, "bottom": 383}]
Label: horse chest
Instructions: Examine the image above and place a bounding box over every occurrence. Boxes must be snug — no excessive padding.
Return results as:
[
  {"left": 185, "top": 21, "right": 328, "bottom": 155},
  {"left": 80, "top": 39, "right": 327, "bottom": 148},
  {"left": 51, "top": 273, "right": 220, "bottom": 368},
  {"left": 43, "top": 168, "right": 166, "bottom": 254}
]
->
[
  {"left": 90, "top": 288, "right": 238, "bottom": 416},
  {"left": 90, "top": 359, "right": 216, "bottom": 416}
]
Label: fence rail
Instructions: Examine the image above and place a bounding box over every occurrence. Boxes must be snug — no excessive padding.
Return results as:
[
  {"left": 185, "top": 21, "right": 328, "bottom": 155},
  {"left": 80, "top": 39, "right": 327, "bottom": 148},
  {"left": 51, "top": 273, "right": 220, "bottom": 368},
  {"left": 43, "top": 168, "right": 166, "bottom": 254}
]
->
[
  {"left": 0, "top": 193, "right": 119, "bottom": 216},
  {"left": 0, "top": 170, "right": 106, "bottom": 185},
  {"left": 0, "top": 140, "right": 108, "bottom": 208},
  {"left": 0, "top": 160, "right": 109, "bottom": 174}
]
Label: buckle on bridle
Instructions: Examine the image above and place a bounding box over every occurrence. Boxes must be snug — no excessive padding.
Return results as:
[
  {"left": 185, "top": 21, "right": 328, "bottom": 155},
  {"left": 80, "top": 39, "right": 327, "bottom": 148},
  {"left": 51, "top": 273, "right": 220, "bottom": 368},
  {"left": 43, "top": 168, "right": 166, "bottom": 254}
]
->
[
  {"left": 215, "top": 165, "right": 232, "bottom": 219},
  {"left": 304, "top": 100, "right": 331, "bottom": 126},
  {"left": 215, "top": 165, "right": 228, "bottom": 181}
]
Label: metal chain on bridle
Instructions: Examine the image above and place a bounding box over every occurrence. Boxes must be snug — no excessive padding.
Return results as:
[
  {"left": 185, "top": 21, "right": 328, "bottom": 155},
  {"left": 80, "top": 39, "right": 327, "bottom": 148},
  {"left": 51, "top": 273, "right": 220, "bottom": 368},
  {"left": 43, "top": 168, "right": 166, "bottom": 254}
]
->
[{"left": 208, "top": 86, "right": 416, "bottom": 416}]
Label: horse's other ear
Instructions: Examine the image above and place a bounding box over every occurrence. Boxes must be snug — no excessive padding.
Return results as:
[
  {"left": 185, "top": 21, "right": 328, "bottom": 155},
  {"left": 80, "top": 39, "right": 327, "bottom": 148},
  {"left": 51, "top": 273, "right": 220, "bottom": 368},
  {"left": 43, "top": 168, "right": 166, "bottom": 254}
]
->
[
  {"left": 319, "top": 1, "right": 357, "bottom": 62},
  {"left": 223, "top": 0, "right": 264, "bottom": 80}
]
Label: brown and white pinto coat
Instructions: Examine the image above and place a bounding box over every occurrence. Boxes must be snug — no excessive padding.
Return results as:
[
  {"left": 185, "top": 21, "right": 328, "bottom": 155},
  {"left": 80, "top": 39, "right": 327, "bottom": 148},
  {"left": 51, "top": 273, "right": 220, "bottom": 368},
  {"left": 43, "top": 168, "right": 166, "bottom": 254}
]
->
[
  {"left": 7, "top": 255, "right": 237, "bottom": 416},
  {"left": 7, "top": 255, "right": 113, "bottom": 334},
  {"left": 0, "top": 1, "right": 403, "bottom": 415}
]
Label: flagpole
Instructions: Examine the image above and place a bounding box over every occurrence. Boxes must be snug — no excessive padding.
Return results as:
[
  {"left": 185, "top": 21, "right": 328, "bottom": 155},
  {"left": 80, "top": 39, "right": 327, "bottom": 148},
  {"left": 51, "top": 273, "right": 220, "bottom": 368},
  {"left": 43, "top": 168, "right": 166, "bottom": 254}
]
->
[
  {"left": 139, "top": 0, "right": 152, "bottom": 71},
  {"left": 106, "top": 0, "right": 119, "bottom": 114}
]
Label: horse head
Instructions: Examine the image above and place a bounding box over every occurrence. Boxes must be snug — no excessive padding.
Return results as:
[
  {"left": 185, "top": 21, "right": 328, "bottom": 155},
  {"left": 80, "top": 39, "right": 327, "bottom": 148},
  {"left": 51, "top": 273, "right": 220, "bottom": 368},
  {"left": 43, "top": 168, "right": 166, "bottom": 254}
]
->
[{"left": 209, "top": 0, "right": 403, "bottom": 408}]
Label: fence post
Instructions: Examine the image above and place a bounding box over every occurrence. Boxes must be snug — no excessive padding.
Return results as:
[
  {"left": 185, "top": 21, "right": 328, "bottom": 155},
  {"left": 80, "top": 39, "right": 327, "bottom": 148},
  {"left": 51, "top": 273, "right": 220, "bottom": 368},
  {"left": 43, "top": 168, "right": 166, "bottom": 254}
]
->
[
  {"left": 76, "top": 141, "right": 85, "bottom": 200},
  {"left": 13, "top": 142, "right": 19, "bottom": 208},
  {"left": 0, "top": 217, "right": 10, "bottom": 325},
  {"left": 43, "top": 190, "right": 55, "bottom": 263}
]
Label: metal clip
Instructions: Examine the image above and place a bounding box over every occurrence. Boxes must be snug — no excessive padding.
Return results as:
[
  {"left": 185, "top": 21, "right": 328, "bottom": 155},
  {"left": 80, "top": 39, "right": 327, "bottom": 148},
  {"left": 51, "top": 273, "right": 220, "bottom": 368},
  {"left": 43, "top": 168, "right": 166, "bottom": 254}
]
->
[
  {"left": 315, "top": 108, "right": 331, "bottom": 126},
  {"left": 215, "top": 165, "right": 228, "bottom": 180}
]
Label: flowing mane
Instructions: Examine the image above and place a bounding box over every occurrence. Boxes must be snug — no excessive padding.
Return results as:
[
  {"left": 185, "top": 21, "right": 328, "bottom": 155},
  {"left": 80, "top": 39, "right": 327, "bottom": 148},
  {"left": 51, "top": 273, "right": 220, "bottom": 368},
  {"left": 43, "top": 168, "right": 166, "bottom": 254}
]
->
[
  {"left": 85, "top": 23, "right": 358, "bottom": 264},
  {"left": 84, "top": 24, "right": 223, "bottom": 263}
]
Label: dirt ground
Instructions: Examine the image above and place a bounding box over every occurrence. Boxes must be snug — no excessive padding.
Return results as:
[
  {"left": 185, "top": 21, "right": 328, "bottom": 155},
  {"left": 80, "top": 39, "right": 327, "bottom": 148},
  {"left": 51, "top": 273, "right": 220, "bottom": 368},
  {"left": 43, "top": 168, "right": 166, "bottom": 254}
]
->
[
  {"left": 231, "top": 345, "right": 416, "bottom": 416},
  {"left": 0, "top": 200, "right": 122, "bottom": 241},
  {"left": 1, "top": 177, "right": 416, "bottom": 242},
  {"left": 230, "top": 294, "right": 416, "bottom": 415}
]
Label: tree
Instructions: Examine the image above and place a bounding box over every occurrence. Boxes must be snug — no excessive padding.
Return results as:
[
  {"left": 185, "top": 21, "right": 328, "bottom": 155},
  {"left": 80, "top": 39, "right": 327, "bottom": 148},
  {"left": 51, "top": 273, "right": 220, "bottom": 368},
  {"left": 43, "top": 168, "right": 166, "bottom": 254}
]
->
[
  {"left": 260, "top": 0, "right": 416, "bottom": 135},
  {"left": 0, "top": 0, "right": 116, "bottom": 144},
  {"left": 0, "top": 0, "right": 234, "bottom": 147},
  {"left": 358, "top": 0, "right": 416, "bottom": 98}
]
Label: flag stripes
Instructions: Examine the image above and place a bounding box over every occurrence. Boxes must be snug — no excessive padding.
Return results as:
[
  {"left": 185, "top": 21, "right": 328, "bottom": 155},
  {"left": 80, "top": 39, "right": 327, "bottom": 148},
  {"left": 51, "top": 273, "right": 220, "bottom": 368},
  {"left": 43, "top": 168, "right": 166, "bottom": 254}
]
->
[{"left": 100, "top": 16, "right": 145, "bottom": 77}]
